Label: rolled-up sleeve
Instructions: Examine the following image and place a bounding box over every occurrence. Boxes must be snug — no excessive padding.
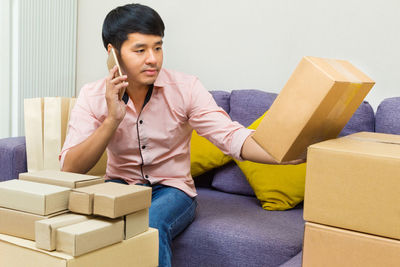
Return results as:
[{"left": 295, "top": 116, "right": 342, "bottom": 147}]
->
[
  {"left": 187, "top": 78, "right": 253, "bottom": 160},
  {"left": 59, "top": 85, "right": 102, "bottom": 169}
]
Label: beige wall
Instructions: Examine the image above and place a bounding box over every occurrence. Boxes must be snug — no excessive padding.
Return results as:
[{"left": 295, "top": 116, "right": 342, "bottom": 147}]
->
[{"left": 77, "top": 0, "right": 400, "bottom": 110}]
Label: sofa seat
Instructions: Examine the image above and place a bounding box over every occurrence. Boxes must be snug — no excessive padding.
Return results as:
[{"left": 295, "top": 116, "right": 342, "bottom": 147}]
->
[{"left": 172, "top": 188, "right": 304, "bottom": 267}]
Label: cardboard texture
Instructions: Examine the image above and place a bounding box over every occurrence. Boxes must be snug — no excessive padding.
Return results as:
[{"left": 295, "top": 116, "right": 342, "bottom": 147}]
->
[
  {"left": 44, "top": 97, "right": 70, "bottom": 170},
  {"left": 0, "top": 180, "right": 70, "bottom": 215},
  {"left": 19, "top": 170, "right": 104, "bottom": 188},
  {"left": 24, "top": 98, "right": 44, "bottom": 172},
  {"left": 125, "top": 208, "right": 149, "bottom": 240},
  {"left": 304, "top": 132, "right": 400, "bottom": 240},
  {"left": 0, "top": 207, "right": 67, "bottom": 241},
  {"left": 0, "top": 228, "right": 158, "bottom": 267},
  {"left": 56, "top": 218, "right": 124, "bottom": 256},
  {"left": 69, "top": 182, "right": 152, "bottom": 218},
  {"left": 252, "top": 56, "right": 375, "bottom": 162},
  {"left": 303, "top": 222, "right": 400, "bottom": 267},
  {"left": 35, "top": 213, "right": 90, "bottom": 251}
]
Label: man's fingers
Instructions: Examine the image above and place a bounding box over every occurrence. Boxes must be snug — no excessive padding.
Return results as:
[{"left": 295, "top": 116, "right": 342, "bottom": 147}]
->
[
  {"left": 111, "top": 75, "right": 128, "bottom": 85},
  {"left": 107, "top": 65, "right": 118, "bottom": 80}
]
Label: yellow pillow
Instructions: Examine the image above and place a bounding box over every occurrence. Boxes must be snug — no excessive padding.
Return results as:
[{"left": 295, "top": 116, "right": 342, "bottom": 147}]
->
[
  {"left": 190, "top": 130, "right": 232, "bottom": 177},
  {"left": 234, "top": 112, "right": 306, "bottom": 211}
]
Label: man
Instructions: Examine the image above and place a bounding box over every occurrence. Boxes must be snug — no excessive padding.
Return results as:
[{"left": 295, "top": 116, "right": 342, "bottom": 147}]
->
[{"left": 60, "top": 3, "right": 303, "bottom": 267}]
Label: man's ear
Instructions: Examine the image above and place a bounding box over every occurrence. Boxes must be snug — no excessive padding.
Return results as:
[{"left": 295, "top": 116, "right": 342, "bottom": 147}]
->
[{"left": 107, "top": 43, "right": 113, "bottom": 54}]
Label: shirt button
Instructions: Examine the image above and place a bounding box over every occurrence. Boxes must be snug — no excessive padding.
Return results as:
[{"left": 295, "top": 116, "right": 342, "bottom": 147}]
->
[
  {"left": 142, "top": 145, "right": 146, "bottom": 149},
  {"left": 139, "top": 120, "right": 143, "bottom": 124},
  {"left": 145, "top": 175, "right": 149, "bottom": 178}
]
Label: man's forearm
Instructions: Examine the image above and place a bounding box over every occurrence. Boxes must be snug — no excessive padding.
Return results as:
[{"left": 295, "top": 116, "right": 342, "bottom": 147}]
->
[
  {"left": 61, "top": 118, "right": 119, "bottom": 173},
  {"left": 240, "top": 134, "right": 306, "bottom": 165}
]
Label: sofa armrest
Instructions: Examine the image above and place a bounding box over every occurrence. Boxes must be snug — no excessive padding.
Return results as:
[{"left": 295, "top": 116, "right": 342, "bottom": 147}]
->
[{"left": 0, "top": 137, "right": 27, "bottom": 181}]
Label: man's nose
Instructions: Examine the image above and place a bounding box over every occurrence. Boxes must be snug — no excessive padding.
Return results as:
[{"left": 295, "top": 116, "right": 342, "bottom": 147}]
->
[{"left": 145, "top": 50, "right": 157, "bottom": 65}]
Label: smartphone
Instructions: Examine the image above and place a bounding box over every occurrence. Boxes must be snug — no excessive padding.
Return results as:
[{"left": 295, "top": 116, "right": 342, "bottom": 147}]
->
[{"left": 107, "top": 47, "right": 127, "bottom": 103}]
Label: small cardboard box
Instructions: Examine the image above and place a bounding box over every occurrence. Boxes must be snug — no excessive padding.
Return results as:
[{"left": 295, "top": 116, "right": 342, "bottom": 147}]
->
[
  {"left": 0, "top": 180, "right": 70, "bottom": 215},
  {"left": 304, "top": 132, "right": 400, "bottom": 240},
  {"left": 69, "top": 182, "right": 152, "bottom": 218},
  {"left": 35, "top": 213, "right": 90, "bottom": 251},
  {"left": 56, "top": 218, "right": 124, "bottom": 257},
  {"left": 303, "top": 222, "right": 400, "bottom": 267},
  {"left": 0, "top": 228, "right": 158, "bottom": 267},
  {"left": 125, "top": 208, "right": 149, "bottom": 240},
  {"left": 252, "top": 56, "right": 375, "bottom": 162},
  {"left": 19, "top": 170, "right": 104, "bottom": 188},
  {"left": 0, "top": 207, "right": 67, "bottom": 241}
]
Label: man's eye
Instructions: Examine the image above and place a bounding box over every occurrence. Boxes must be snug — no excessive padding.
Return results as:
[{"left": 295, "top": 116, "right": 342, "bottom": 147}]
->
[
  {"left": 136, "top": 49, "right": 145, "bottom": 53},
  {"left": 155, "top": 47, "right": 162, "bottom": 51}
]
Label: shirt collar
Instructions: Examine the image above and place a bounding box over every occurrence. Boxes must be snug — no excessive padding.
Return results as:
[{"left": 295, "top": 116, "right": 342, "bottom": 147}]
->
[{"left": 153, "top": 68, "right": 166, "bottom": 88}]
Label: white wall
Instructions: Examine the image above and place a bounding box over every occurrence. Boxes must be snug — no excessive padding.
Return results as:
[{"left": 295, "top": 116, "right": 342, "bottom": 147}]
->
[
  {"left": 0, "top": 0, "right": 11, "bottom": 138},
  {"left": 77, "top": 0, "right": 400, "bottom": 110}
]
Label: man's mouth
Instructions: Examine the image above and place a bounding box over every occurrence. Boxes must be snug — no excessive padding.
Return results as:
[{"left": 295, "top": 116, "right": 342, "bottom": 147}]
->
[{"left": 143, "top": 69, "right": 158, "bottom": 76}]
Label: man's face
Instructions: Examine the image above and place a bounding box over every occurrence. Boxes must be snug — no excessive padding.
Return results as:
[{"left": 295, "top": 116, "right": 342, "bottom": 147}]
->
[{"left": 118, "top": 33, "right": 163, "bottom": 86}]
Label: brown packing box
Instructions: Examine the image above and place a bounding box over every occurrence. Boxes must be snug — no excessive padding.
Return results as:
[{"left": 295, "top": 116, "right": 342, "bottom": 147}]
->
[
  {"left": 69, "top": 182, "right": 152, "bottom": 218},
  {"left": 303, "top": 222, "right": 400, "bottom": 267},
  {"left": 0, "top": 207, "right": 67, "bottom": 241},
  {"left": 0, "top": 179, "right": 70, "bottom": 215},
  {"left": 0, "top": 228, "right": 158, "bottom": 267},
  {"left": 56, "top": 218, "right": 124, "bottom": 257},
  {"left": 19, "top": 170, "right": 104, "bottom": 188},
  {"left": 35, "top": 213, "right": 90, "bottom": 251},
  {"left": 304, "top": 132, "right": 400, "bottom": 239},
  {"left": 125, "top": 208, "right": 149, "bottom": 240},
  {"left": 252, "top": 56, "right": 375, "bottom": 162}
]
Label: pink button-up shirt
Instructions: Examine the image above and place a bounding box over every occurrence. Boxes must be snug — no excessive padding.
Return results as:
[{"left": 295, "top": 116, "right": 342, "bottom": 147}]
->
[{"left": 60, "top": 68, "right": 252, "bottom": 197}]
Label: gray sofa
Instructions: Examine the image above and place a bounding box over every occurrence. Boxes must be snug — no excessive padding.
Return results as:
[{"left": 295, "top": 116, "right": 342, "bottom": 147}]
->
[{"left": 1, "top": 89, "right": 398, "bottom": 266}]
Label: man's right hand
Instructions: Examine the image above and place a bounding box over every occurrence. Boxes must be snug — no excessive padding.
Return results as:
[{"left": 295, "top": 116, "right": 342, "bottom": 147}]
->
[{"left": 105, "top": 65, "right": 128, "bottom": 126}]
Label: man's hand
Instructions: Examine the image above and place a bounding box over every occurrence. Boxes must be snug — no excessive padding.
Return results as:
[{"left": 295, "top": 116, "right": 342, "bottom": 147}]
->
[
  {"left": 241, "top": 134, "right": 306, "bottom": 165},
  {"left": 105, "top": 65, "right": 128, "bottom": 126}
]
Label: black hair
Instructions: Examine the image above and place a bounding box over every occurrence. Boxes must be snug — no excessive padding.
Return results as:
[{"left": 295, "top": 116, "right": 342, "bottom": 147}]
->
[{"left": 102, "top": 3, "right": 165, "bottom": 52}]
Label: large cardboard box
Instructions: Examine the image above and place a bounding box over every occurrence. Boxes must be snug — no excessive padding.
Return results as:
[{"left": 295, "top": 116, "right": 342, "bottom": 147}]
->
[
  {"left": 0, "top": 228, "right": 158, "bottom": 267},
  {"left": 19, "top": 170, "right": 104, "bottom": 188},
  {"left": 252, "top": 56, "right": 375, "bottom": 162},
  {"left": 0, "top": 207, "right": 67, "bottom": 241},
  {"left": 35, "top": 213, "right": 90, "bottom": 251},
  {"left": 0, "top": 180, "right": 70, "bottom": 215},
  {"left": 125, "top": 208, "right": 149, "bottom": 240},
  {"left": 304, "top": 132, "right": 400, "bottom": 240},
  {"left": 69, "top": 182, "right": 152, "bottom": 218},
  {"left": 56, "top": 218, "right": 124, "bottom": 256},
  {"left": 303, "top": 222, "right": 400, "bottom": 267}
]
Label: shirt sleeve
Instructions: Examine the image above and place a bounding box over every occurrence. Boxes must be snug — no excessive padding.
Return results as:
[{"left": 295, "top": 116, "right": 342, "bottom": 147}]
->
[
  {"left": 187, "top": 78, "right": 253, "bottom": 161},
  {"left": 59, "top": 85, "right": 102, "bottom": 169}
]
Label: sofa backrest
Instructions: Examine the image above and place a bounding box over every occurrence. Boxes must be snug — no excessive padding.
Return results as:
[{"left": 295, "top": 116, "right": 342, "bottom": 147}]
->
[
  {"left": 375, "top": 97, "right": 400, "bottom": 135},
  {"left": 207, "top": 89, "right": 376, "bottom": 196}
]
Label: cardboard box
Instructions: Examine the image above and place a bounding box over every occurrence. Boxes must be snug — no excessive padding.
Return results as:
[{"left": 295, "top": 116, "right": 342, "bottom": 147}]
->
[
  {"left": 303, "top": 222, "right": 400, "bottom": 267},
  {"left": 19, "top": 170, "right": 104, "bottom": 188},
  {"left": 35, "top": 213, "right": 90, "bottom": 251},
  {"left": 304, "top": 132, "right": 400, "bottom": 240},
  {"left": 0, "top": 179, "right": 70, "bottom": 215},
  {"left": 125, "top": 208, "right": 149, "bottom": 240},
  {"left": 56, "top": 218, "right": 124, "bottom": 256},
  {"left": 252, "top": 56, "right": 375, "bottom": 162},
  {"left": 0, "top": 207, "right": 67, "bottom": 241},
  {"left": 0, "top": 228, "right": 158, "bottom": 267},
  {"left": 69, "top": 182, "right": 152, "bottom": 218}
]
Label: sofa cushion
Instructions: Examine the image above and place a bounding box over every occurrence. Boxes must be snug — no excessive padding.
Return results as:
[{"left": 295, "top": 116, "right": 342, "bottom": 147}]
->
[
  {"left": 279, "top": 251, "right": 302, "bottom": 267},
  {"left": 212, "top": 90, "right": 277, "bottom": 195},
  {"left": 339, "top": 101, "right": 375, "bottom": 136},
  {"left": 210, "top": 90, "right": 230, "bottom": 113},
  {"left": 172, "top": 188, "right": 304, "bottom": 267},
  {"left": 0, "top": 137, "right": 28, "bottom": 182},
  {"left": 375, "top": 97, "right": 400, "bottom": 134}
]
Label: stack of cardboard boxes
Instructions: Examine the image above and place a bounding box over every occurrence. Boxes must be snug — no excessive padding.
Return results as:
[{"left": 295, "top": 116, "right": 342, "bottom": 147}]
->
[
  {"left": 303, "top": 132, "right": 400, "bottom": 267},
  {"left": 0, "top": 170, "right": 158, "bottom": 267}
]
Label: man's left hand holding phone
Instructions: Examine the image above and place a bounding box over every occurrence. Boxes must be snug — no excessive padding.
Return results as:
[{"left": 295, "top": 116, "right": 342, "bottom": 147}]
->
[{"left": 105, "top": 46, "right": 129, "bottom": 128}]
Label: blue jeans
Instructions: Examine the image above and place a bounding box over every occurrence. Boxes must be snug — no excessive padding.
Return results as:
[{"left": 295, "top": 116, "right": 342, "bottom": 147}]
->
[{"left": 106, "top": 179, "right": 197, "bottom": 267}]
